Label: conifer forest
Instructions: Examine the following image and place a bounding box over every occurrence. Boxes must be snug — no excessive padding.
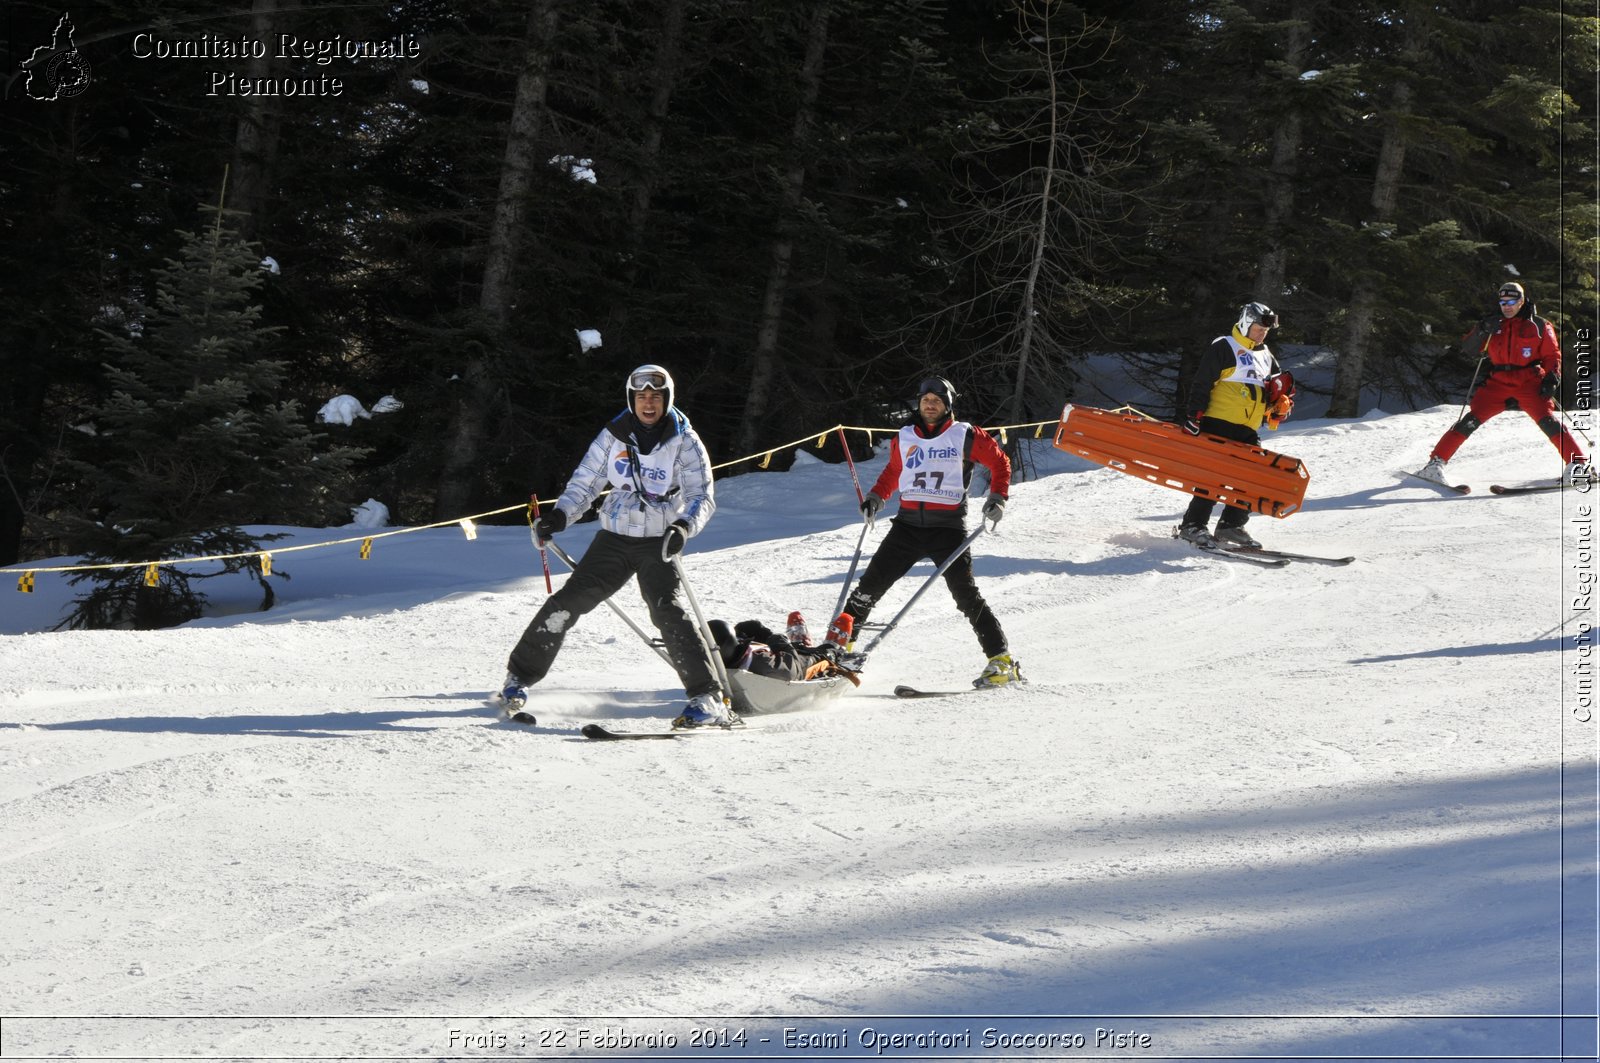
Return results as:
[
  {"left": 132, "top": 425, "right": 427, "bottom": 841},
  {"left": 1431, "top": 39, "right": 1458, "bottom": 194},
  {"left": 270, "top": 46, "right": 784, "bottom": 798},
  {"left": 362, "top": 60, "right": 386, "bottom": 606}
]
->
[{"left": 2, "top": 1, "right": 1594, "bottom": 621}]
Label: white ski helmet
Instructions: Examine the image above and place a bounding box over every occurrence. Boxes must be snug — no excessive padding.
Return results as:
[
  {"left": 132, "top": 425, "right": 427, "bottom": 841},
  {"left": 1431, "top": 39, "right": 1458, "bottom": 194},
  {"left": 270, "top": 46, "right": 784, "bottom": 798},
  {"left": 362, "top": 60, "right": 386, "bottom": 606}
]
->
[
  {"left": 625, "top": 364, "right": 674, "bottom": 411},
  {"left": 1236, "top": 301, "right": 1279, "bottom": 335}
]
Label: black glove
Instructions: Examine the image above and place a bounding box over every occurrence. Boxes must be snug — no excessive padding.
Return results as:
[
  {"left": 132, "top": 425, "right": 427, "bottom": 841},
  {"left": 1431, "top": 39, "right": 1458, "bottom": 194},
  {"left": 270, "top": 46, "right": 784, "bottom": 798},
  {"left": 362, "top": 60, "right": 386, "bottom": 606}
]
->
[
  {"left": 860, "top": 494, "right": 884, "bottom": 519},
  {"left": 535, "top": 508, "right": 567, "bottom": 542},
  {"left": 982, "top": 493, "right": 1006, "bottom": 523},
  {"left": 661, "top": 520, "right": 689, "bottom": 558},
  {"left": 1540, "top": 372, "right": 1561, "bottom": 399}
]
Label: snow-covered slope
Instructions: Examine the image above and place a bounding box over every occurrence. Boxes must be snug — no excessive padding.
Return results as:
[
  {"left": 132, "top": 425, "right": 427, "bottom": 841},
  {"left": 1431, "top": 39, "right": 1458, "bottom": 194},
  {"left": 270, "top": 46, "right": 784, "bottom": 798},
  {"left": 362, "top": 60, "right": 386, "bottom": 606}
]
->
[{"left": 2, "top": 406, "right": 1594, "bottom": 1060}]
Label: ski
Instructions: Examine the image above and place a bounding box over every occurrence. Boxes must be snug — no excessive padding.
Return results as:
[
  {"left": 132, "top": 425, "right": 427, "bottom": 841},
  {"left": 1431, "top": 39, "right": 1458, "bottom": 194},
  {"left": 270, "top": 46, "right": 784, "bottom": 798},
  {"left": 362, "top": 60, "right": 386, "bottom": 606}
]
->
[
  {"left": 581, "top": 722, "right": 744, "bottom": 741},
  {"left": 1489, "top": 481, "right": 1567, "bottom": 496},
  {"left": 893, "top": 685, "right": 983, "bottom": 699},
  {"left": 1220, "top": 546, "right": 1355, "bottom": 566},
  {"left": 1402, "top": 471, "right": 1471, "bottom": 495},
  {"left": 1169, "top": 528, "right": 1288, "bottom": 567},
  {"left": 1187, "top": 543, "right": 1289, "bottom": 567},
  {"left": 893, "top": 683, "right": 1024, "bottom": 698}
]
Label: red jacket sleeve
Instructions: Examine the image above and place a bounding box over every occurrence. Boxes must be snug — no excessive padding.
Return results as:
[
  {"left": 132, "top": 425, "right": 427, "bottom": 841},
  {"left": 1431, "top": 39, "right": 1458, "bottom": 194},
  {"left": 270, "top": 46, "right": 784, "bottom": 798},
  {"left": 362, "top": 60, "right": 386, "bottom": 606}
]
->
[
  {"left": 969, "top": 426, "right": 1012, "bottom": 498},
  {"left": 1538, "top": 320, "right": 1562, "bottom": 376},
  {"left": 869, "top": 435, "right": 903, "bottom": 500}
]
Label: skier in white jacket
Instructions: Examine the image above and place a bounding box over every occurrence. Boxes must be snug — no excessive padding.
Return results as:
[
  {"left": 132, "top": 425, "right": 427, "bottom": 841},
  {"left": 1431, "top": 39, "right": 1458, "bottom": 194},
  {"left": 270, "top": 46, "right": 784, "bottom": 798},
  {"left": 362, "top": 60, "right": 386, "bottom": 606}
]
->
[{"left": 498, "top": 365, "right": 733, "bottom": 728}]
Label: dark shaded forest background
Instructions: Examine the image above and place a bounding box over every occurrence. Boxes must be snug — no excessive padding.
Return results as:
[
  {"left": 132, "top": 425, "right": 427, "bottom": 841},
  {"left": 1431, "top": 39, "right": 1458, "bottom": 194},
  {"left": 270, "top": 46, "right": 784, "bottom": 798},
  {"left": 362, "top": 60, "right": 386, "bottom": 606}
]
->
[{"left": 2, "top": 0, "right": 1594, "bottom": 586}]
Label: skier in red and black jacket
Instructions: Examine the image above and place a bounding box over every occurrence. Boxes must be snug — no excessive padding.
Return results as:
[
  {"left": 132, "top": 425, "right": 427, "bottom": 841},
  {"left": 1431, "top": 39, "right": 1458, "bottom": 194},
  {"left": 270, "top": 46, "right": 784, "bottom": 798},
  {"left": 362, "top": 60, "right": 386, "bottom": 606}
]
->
[
  {"left": 839, "top": 375, "right": 1020, "bottom": 688},
  {"left": 1415, "top": 281, "right": 1592, "bottom": 487}
]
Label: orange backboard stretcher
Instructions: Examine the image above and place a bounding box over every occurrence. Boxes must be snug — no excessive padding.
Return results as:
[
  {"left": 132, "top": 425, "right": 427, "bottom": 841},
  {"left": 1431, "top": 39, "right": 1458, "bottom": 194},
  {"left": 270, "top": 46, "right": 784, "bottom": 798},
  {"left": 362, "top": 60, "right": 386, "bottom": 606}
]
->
[{"left": 1052, "top": 404, "right": 1309, "bottom": 518}]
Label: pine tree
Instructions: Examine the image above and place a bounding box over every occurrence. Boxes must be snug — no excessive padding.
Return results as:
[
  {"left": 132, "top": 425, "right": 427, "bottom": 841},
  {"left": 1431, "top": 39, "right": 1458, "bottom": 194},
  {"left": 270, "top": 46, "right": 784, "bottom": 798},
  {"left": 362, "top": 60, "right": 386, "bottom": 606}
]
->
[{"left": 49, "top": 203, "right": 363, "bottom": 629}]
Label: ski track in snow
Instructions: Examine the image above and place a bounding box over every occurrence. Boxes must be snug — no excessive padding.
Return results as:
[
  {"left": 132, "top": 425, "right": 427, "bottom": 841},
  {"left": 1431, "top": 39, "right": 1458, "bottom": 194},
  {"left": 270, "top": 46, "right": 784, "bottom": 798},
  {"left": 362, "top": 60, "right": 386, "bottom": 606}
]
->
[{"left": 0, "top": 406, "right": 1593, "bottom": 1059}]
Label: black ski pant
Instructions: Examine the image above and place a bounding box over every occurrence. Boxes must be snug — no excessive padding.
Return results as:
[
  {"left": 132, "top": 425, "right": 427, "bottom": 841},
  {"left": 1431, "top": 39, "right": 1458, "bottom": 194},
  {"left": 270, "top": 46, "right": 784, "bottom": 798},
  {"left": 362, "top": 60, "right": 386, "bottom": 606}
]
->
[
  {"left": 507, "top": 529, "right": 718, "bottom": 699},
  {"left": 842, "top": 521, "right": 1007, "bottom": 659},
  {"left": 1182, "top": 417, "right": 1260, "bottom": 531}
]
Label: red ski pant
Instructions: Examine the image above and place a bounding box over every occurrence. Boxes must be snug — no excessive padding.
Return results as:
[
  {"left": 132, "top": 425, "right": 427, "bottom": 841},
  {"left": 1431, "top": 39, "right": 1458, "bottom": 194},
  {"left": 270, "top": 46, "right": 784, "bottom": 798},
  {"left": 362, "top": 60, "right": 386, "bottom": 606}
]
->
[{"left": 1431, "top": 373, "right": 1585, "bottom": 463}]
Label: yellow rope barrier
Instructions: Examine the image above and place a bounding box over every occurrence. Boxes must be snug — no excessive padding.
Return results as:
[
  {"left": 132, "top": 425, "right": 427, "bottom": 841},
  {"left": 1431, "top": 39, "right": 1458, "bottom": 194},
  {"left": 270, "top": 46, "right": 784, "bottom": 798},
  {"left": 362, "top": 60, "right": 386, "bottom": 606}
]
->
[{"left": 1, "top": 417, "right": 1060, "bottom": 582}]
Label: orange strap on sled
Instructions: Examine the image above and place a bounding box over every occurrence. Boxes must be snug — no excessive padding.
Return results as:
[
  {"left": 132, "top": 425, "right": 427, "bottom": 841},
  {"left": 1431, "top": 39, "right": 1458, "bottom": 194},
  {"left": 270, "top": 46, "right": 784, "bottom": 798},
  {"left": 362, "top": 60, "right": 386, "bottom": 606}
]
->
[{"left": 1052, "top": 404, "right": 1309, "bottom": 518}]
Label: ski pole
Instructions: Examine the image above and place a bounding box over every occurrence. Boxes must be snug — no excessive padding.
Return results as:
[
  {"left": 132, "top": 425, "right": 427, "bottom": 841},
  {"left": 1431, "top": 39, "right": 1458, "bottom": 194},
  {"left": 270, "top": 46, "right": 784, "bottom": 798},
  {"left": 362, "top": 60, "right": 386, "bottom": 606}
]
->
[
  {"left": 841, "top": 426, "right": 874, "bottom": 532},
  {"left": 527, "top": 494, "right": 553, "bottom": 593},
  {"left": 1558, "top": 403, "right": 1597, "bottom": 450},
  {"left": 856, "top": 523, "right": 986, "bottom": 658},
  {"left": 543, "top": 539, "right": 675, "bottom": 667},
  {"left": 1449, "top": 357, "right": 1485, "bottom": 433},
  {"left": 831, "top": 520, "right": 871, "bottom": 620},
  {"left": 830, "top": 426, "right": 872, "bottom": 618},
  {"left": 838, "top": 426, "right": 866, "bottom": 507},
  {"left": 667, "top": 552, "right": 736, "bottom": 706}
]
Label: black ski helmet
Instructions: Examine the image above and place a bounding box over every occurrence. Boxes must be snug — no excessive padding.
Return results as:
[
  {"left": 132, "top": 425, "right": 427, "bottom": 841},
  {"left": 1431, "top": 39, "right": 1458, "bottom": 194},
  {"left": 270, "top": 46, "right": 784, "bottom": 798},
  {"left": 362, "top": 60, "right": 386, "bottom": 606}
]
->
[
  {"left": 1236, "top": 301, "right": 1279, "bottom": 334},
  {"left": 625, "top": 364, "right": 674, "bottom": 411},
  {"left": 916, "top": 375, "right": 957, "bottom": 412}
]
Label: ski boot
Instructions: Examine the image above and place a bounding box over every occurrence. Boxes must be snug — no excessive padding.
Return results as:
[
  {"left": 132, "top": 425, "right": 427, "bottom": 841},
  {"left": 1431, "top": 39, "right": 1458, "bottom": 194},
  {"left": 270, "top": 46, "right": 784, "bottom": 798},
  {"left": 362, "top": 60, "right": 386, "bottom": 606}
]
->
[
  {"left": 1213, "top": 524, "right": 1260, "bottom": 549},
  {"left": 1414, "top": 456, "right": 1450, "bottom": 485},
  {"left": 672, "top": 693, "right": 741, "bottom": 730},
  {"left": 974, "top": 653, "right": 1022, "bottom": 689}
]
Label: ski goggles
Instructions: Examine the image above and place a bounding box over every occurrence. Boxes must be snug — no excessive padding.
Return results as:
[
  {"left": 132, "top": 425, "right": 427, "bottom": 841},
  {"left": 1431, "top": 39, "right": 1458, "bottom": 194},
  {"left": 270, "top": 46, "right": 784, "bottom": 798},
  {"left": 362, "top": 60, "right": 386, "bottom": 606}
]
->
[
  {"left": 628, "top": 370, "right": 669, "bottom": 391},
  {"left": 1498, "top": 295, "right": 1523, "bottom": 305}
]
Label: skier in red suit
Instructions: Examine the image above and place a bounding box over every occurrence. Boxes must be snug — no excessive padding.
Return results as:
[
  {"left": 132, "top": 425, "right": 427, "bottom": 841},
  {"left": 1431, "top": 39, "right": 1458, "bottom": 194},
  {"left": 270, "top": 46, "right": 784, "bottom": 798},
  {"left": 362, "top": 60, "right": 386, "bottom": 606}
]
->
[{"left": 1415, "top": 282, "right": 1590, "bottom": 486}]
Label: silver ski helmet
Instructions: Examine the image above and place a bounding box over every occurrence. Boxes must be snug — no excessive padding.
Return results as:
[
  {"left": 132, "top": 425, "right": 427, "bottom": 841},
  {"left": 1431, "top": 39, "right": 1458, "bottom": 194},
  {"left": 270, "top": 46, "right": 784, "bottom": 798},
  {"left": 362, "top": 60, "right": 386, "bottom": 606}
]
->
[
  {"left": 1236, "top": 301, "right": 1279, "bottom": 334},
  {"left": 626, "top": 364, "right": 674, "bottom": 411},
  {"left": 916, "top": 375, "right": 957, "bottom": 413}
]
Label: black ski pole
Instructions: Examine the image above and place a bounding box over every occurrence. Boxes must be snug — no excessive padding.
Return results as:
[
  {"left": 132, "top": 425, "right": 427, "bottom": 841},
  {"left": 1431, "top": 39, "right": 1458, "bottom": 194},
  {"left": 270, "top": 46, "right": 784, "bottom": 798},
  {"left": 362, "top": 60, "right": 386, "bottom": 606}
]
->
[
  {"left": 832, "top": 520, "right": 871, "bottom": 621},
  {"left": 856, "top": 523, "right": 987, "bottom": 659}
]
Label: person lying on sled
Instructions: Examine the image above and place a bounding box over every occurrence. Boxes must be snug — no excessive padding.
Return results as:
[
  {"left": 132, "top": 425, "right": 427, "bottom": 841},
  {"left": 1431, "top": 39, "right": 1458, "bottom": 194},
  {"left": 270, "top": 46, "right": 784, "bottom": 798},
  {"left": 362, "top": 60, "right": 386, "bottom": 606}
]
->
[{"left": 707, "top": 619, "right": 861, "bottom": 685}]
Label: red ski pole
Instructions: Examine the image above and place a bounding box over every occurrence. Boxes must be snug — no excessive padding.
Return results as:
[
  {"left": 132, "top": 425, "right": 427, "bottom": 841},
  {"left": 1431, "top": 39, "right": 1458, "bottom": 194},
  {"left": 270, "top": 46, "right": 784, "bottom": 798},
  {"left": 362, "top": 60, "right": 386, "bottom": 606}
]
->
[
  {"left": 831, "top": 426, "right": 872, "bottom": 619},
  {"left": 838, "top": 426, "right": 865, "bottom": 505},
  {"left": 528, "top": 494, "right": 553, "bottom": 593}
]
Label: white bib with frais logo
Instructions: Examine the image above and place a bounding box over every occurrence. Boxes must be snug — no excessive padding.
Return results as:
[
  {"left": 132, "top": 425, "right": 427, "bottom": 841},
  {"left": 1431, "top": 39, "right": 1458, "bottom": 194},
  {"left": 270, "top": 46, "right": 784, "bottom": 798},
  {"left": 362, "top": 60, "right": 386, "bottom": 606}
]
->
[
  {"left": 609, "top": 444, "right": 675, "bottom": 500},
  {"left": 895, "top": 423, "right": 968, "bottom": 504}
]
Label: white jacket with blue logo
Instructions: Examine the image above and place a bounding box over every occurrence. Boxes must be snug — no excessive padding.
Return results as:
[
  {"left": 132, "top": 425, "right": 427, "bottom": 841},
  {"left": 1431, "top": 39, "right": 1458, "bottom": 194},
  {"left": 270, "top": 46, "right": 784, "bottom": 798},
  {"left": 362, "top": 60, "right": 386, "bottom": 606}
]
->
[{"left": 553, "top": 408, "right": 716, "bottom": 540}]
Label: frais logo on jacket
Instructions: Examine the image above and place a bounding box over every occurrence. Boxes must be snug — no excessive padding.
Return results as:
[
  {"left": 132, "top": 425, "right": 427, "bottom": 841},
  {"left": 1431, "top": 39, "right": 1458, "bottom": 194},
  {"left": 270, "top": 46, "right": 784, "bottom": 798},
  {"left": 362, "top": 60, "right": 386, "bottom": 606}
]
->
[
  {"left": 904, "top": 443, "right": 958, "bottom": 469},
  {"left": 613, "top": 449, "right": 667, "bottom": 483}
]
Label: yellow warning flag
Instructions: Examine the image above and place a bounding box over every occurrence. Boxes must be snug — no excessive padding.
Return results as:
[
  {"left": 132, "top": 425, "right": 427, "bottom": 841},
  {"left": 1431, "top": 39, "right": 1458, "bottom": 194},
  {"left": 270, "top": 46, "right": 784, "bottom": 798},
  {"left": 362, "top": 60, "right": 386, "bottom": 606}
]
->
[
  {"left": 259, "top": 553, "right": 272, "bottom": 577},
  {"left": 144, "top": 564, "right": 160, "bottom": 587},
  {"left": 18, "top": 572, "right": 35, "bottom": 593},
  {"left": 759, "top": 451, "right": 773, "bottom": 469},
  {"left": 360, "top": 538, "right": 373, "bottom": 559},
  {"left": 459, "top": 519, "right": 478, "bottom": 541}
]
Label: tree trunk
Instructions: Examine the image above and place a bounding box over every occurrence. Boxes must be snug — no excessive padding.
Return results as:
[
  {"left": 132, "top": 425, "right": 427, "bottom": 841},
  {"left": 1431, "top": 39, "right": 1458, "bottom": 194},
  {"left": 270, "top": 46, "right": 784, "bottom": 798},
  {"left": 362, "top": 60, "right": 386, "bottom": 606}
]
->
[
  {"left": 228, "top": 0, "right": 280, "bottom": 238},
  {"left": 434, "top": 1, "right": 558, "bottom": 518},
  {"left": 1329, "top": 21, "right": 1416, "bottom": 418},
  {"left": 1254, "top": 0, "right": 1309, "bottom": 299},
  {"left": 0, "top": 368, "right": 47, "bottom": 565},
  {"left": 1007, "top": 15, "right": 1062, "bottom": 425},
  {"left": 629, "top": 0, "right": 684, "bottom": 252},
  {"left": 735, "top": 2, "right": 830, "bottom": 457},
  {"left": 612, "top": 0, "right": 687, "bottom": 341}
]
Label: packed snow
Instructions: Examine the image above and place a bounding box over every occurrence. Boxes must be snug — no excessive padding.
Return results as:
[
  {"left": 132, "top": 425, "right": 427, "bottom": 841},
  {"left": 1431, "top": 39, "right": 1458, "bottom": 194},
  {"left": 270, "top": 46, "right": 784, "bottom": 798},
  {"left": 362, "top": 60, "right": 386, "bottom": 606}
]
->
[{"left": 1, "top": 405, "right": 1595, "bottom": 1061}]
